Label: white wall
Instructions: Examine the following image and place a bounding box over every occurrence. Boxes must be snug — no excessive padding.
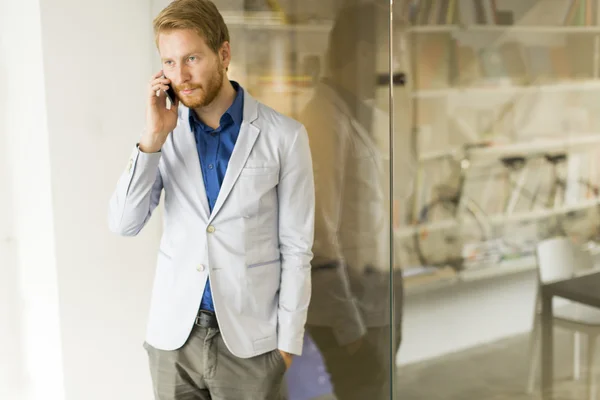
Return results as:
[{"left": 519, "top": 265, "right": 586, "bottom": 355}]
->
[
  {"left": 0, "top": 124, "right": 22, "bottom": 400},
  {"left": 1, "top": 1, "right": 164, "bottom": 399},
  {"left": 0, "top": 30, "right": 23, "bottom": 399},
  {"left": 36, "top": 0, "right": 163, "bottom": 398},
  {"left": 0, "top": 0, "right": 65, "bottom": 398},
  {"left": 398, "top": 271, "right": 538, "bottom": 366}
]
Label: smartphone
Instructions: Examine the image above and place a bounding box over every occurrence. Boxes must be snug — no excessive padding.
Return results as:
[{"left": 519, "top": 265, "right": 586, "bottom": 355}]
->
[{"left": 162, "top": 74, "right": 177, "bottom": 104}]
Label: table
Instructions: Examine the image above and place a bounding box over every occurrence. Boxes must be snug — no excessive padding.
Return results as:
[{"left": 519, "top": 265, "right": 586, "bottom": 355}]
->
[{"left": 541, "top": 271, "right": 600, "bottom": 399}]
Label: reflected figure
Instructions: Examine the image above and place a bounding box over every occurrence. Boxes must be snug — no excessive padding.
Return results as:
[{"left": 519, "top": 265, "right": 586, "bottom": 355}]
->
[{"left": 298, "top": 4, "right": 404, "bottom": 400}]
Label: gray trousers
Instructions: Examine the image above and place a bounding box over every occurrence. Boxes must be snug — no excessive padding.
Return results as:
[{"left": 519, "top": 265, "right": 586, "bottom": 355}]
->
[{"left": 144, "top": 325, "right": 288, "bottom": 400}]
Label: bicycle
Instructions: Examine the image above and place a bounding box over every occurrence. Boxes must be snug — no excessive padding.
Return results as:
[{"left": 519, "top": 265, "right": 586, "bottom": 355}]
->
[{"left": 411, "top": 142, "right": 600, "bottom": 271}]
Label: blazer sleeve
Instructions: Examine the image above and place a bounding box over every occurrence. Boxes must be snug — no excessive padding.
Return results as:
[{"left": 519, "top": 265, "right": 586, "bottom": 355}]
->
[
  {"left": 108, "top": 144, "right": 163, "bottom": 236},
  {"left": 276, "top": 125, "right": 315, "bottom": 355}
]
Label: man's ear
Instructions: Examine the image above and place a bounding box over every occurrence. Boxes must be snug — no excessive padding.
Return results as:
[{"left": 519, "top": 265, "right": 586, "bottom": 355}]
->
[{"left": 220, "top": 42, "right": 231, "bottom": 70}]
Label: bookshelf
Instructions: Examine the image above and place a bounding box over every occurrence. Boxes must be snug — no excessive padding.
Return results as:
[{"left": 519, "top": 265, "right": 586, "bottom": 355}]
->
[
  {"left": 404, "top": 0, "right": 600, "bottom": 27},
  {"left": 401, "top": 255, "right": 538, "bottom": 295},
  {"left": 412, "top": 81, "right": 600, "bottom": 99},
  {"left": 399, "top": 0, "right": 600, "bottom": 292},
  {"left": 419, "top": 133, "right": 600, "bottom": 162},
  {"left": 222, "top": 11, "right": 331, "bottom": 118}
]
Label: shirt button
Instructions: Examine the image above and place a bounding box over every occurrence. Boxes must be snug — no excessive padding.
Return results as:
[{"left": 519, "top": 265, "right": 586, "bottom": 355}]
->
[
  {"left": 197, "top": 264, "right": 205, "bottom": 272},
  {"left": 208, "top": 164, "right": 214, "bottom": 169},
  {"left": 207, "top": 225, "right": 216, "bottom": 233}
]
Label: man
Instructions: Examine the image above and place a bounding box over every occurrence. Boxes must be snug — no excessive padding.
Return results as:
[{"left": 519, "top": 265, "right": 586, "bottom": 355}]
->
[
  {"left": 299, "top": 4, "right": 406, "bottom": 400},
  {"left": 108, "top": 0, "right": 314, "bottom": 398}
]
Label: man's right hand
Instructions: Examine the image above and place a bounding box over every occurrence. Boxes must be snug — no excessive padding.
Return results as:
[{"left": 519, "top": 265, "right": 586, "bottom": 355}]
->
[
  {"left": 345, "top": 336, "right": 364, "bottom": 355},
  {"left": 141, "top": 71, "right": 180, "bottom": 153}
]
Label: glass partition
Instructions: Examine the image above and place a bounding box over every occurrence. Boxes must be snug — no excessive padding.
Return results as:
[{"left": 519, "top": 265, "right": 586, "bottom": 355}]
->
[
  {"left": 396, "top": 1, "right": 600, "bottom": 399},
  {"left": 214, "top": 0, "right": 400, "bottom": 398}
]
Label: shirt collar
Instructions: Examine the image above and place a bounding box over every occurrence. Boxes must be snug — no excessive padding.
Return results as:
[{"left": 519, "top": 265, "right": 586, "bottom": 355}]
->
[{"left": 189, "top": 80, "right": 244, "bottom": 133}]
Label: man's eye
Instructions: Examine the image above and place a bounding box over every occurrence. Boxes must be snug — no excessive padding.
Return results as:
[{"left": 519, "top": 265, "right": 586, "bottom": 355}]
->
[
  {"left": 188, "top": 56, "right": 197, "bottom": 62},
  {"left": 164, "top": 60, "right": 173, "bottom": 66}
]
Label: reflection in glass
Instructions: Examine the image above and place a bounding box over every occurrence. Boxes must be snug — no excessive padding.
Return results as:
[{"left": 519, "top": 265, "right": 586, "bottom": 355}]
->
[
  {"left": 298, "top": 4, "right": 402, "bottom": 400},
  {"left": 220, "top": 0, "right": 403, "bottom": 398}
]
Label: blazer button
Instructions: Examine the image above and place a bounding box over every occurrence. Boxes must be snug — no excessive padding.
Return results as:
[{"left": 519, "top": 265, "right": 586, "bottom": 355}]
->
[
  {"left": 207, "top": 225, "right": 216, "bottom": 233},
  {"left": 197, "top": 264, "right": 205, "bottom": 272}
]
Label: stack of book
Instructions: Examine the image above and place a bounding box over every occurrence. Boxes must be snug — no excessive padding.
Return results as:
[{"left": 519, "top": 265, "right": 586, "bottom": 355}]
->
[
  {"left": 402, "top": 0, "right": 600, "bottom": 26},
  {"left": 412, "top": 35, "right": 596, "bottom": 89}
]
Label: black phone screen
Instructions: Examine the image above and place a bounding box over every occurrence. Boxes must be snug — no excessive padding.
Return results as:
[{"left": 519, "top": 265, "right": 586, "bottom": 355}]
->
[
  {"left": 165, "top": 85, "right": 177, "bottom": 103},
  {"left": 162, "top": 74, "right": 177, "bottom": 103}
]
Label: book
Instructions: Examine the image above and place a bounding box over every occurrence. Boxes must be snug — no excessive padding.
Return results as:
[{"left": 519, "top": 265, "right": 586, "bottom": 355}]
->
[
  {"left": 456, "top": 43, "right": 482, "bottom": 85},
  {"left": 474, "top": 0, "right": 487, "bottom": 23},
  {"left": 500, "top": 42, "right": 528, "bottom": 84},
  {"left": 564, "top": 0, "right": 580, "bottom": 25},
  {"left": 549, "top": 47, "right": 571, "bottom": 80},
  {"left": 458, "top": 0, "right": 478, "bottom": 24},
  {"left": 525, "top": 46, "right": 554, "bottom": 81},
  {"left": 566, "top": 35, "right": 595, "bottom": 78},
  {"left": 482, "top": 0, "right": 497, "bottom": 24},
  {"left": 517, "top": 0, "right": 573, "bottom": 26},
  {"left": 479, "top": 47, "right": 508, "bottom": 80}
]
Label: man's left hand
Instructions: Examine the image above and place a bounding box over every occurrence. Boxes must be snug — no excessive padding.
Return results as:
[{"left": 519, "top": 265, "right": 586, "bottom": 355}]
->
[{"left": 278, "top": 350, "right": 294, "bottom": 370}]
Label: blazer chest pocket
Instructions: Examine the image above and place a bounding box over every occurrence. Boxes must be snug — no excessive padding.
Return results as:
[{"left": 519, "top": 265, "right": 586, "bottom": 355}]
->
[
  {"left": 239, "top": 165, "right": 279, "bottom": 177},
  {"left": 238, "top": 164, "right": 279, "bottom": 217}
]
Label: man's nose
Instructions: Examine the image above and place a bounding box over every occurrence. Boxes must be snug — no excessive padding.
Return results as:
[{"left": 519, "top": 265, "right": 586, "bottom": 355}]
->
[{"left": 173, "top": 66, "right": 190, "bottom": 86}]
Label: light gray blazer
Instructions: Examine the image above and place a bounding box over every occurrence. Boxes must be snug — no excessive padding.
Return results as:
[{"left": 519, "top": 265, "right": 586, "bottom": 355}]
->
[{"left": 108, "top": 90, "right": 315, "bottom": 358}]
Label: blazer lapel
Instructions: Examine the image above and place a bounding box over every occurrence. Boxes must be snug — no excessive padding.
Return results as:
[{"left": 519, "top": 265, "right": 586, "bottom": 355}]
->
[
  {"left": 208, "top": 92, "right": 260, "bottom": 223},
  {"left": 174, "top": 106, "right": 210, "bottom": 220}
]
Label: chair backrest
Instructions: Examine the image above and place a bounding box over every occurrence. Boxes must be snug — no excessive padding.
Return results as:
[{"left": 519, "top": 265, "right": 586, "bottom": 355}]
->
[{"left": 536, "top": 237, "right": 593, "bottom": 284}]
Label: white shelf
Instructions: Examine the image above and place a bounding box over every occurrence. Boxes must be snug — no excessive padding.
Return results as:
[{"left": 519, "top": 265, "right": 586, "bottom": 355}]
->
[
  {"left": 459, "top": 256, "right": 536, "bottom": 282},
  {"left": 419, "top": 133, "right": 600, "bottom": 163},
  {"left": 404, "top": 256, "right": 536, "bottom": 295},
  {"left": 404, "top": 250, "right": 600, "bottom": 295},
  {"left": 395, "top": 198, "right": 600, "bottom": 239},
  {"left": 405, "top": 276, "right": 459, "bottom": 295},
  {"left": 469, "top": 25, "right": 600, "bottom": 34},
  {"left": 222, "top": 13, "right": 332, "bottom": 32},
  {"left": 472, "top": 134, "right": 600, "bottom": 162},
  {"left": 409, "top": 25, "right": 458, "bottom": 33},
  {"left": 489, "top": 198, "right": 600, "bottom": 225},
  {"left": 408, "top": 25, "right": 600, "bottom": 34},
  {"left": 418, "top": 148, "right": 458, "bottom": 162},
  {"left": 412, "top": 81, "right": 600, "bottom": 99}
]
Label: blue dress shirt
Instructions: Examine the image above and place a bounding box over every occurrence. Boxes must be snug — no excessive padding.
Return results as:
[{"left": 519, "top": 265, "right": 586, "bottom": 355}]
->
[{"left": 189, "top": 81, "right": 244, "bottom": 312}]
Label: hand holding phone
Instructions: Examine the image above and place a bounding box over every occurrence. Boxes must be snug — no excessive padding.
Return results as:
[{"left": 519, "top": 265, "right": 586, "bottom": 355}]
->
[{"left": 142, "top": 71, "right": 179, "bottom": 153}]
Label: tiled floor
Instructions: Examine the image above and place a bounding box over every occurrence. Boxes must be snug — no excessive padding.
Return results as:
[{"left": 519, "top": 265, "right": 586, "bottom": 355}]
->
[{"left": 397, "top": 330, "right": 595, "bottom": 400}]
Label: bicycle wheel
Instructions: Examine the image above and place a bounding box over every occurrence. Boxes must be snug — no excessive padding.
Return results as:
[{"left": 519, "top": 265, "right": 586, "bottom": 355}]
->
[{"left": 414, "top": 197, "right": 488, "bottom": 270}]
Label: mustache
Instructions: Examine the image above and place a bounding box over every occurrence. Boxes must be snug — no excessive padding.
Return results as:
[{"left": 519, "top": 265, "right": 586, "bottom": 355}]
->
[{"left": 175, "top": 84, "right": 202, "bottom": 91}]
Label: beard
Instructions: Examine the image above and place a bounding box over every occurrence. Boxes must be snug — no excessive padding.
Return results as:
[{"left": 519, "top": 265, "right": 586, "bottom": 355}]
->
[{"left": 175, "top": 64, "right": 224, "bottom": 109}]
